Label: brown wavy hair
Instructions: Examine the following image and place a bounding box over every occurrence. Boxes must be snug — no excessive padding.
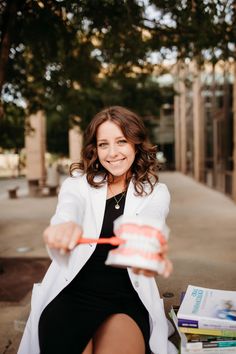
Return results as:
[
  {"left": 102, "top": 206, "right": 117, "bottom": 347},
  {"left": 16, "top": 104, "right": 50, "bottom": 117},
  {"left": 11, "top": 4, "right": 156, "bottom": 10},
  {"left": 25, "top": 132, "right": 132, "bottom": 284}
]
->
[{"left": 70, "top": 106, "right": 159, "bottom": 196}]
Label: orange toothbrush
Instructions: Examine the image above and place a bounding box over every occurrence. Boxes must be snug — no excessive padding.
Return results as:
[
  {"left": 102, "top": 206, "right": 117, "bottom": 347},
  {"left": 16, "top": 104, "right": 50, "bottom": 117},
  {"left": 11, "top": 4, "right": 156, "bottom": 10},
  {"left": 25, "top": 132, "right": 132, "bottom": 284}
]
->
[{"left": 77, "top": 237, "right": 125, "bottom": 246}]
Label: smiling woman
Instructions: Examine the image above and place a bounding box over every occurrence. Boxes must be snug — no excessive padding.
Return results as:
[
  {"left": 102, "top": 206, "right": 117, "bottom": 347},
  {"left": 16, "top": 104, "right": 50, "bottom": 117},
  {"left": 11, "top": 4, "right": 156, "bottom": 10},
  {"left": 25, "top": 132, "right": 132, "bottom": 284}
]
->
[
  {"left": 18, "top": 106, "right": 176, "bottom": 354},
  {"left": 71, "top": 106, "right": 159, "bottom": 196}
]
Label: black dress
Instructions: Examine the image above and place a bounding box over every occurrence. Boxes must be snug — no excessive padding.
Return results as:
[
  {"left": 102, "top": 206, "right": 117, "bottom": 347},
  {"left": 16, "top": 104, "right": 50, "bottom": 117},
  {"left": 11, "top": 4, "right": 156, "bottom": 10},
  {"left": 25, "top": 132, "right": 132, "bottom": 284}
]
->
[{"left": 39, "top": 192, "right": 150, "bottom": 354}]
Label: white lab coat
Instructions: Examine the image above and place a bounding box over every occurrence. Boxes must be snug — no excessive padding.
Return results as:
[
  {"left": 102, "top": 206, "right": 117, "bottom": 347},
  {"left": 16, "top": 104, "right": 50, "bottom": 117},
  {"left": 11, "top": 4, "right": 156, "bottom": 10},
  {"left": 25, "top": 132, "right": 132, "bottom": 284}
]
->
[{"left": 18, "top": 174, "right": 177, "bottom": 354}]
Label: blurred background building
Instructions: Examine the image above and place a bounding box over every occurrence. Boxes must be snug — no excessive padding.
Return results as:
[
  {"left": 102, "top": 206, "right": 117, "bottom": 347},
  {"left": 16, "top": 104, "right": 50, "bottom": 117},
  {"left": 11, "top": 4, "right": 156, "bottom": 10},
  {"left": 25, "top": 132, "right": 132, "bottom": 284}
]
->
[{"left": 174, "top": 60, "right": 236, "bottom": 202}]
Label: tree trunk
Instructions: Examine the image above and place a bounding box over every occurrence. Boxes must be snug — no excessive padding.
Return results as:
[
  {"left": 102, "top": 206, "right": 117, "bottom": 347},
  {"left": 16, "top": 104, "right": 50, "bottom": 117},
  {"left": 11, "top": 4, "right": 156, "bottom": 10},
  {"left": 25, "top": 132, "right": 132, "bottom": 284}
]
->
[{"left": 0, "top": 0, "right": 21, "bottom": 118}]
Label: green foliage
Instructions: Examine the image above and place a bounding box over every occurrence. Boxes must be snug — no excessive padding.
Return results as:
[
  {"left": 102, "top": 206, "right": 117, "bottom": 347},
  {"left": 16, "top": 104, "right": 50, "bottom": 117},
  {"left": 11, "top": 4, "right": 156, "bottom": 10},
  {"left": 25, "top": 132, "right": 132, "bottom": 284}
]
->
[
  {"left": 0, "top": 0, "right": 235, "bottom": 154},
  {"left": 0, "top": 102, "right": 25, "bottom": 150},
  {"left": 148, "top": 0, "right": 236, "bottom": 63},
  {"left": 46, "top": 110, "right": 69, "bottom": 155},
  {"left": 97, "top": 74, "right": 174, "bottom": 117}
]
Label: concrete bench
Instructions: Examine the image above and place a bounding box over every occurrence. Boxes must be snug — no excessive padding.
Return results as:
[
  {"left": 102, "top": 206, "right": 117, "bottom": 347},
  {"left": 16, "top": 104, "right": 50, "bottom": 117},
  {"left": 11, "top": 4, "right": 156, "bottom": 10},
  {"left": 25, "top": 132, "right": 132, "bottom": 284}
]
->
[
  {"left": 7, "top": 186, "right": 19, "bottom": 199},
  {"left": 43, "top": 185, "right": 58, "bottom": 197}
]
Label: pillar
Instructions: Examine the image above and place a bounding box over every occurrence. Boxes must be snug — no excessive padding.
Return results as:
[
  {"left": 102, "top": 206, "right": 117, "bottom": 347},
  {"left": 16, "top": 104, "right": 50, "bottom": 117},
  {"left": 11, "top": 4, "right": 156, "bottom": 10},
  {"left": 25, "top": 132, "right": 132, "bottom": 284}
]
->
[
  {"left": 232, "top": 61, "right": 236, "bottom": 202},
  {"left": 192, "top": 62, "right": 204, "bottom": 182},
  {"left": 179, "top": 64, "right": 187, "bottom": 174},
  {"left": 69, "top": 126, "right": 83, "bottom": 163},
  {"left": 25, "top": 110, "right": 46, "bottom": 196}
]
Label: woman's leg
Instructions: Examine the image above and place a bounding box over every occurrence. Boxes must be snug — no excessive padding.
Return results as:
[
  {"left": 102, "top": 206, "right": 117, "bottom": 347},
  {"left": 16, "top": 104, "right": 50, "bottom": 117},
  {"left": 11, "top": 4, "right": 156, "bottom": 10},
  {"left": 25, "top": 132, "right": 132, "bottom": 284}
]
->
[
  {"left": 82, "top": 340, "right": 93, "bottom": 354},
  {"left": 38, "top": 292, "right": 103, "bottom": 354},
  {"left": 93, "top": 314, "right": 146, "bottom": 354}
]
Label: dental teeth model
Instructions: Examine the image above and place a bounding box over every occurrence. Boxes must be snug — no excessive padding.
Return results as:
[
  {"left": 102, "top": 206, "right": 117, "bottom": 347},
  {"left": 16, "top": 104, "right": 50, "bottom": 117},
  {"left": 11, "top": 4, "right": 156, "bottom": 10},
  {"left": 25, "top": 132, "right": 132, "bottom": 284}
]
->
[{"left": 105, "top": 215, "right": 169, "bottom": 273}]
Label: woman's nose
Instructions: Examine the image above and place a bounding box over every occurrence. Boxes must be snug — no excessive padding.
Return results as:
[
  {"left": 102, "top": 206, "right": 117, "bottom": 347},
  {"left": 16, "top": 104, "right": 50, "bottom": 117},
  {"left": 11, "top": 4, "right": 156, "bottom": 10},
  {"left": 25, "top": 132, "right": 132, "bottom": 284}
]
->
[{"left": 108, "top": 144, "right": 118, "bottom": 157}]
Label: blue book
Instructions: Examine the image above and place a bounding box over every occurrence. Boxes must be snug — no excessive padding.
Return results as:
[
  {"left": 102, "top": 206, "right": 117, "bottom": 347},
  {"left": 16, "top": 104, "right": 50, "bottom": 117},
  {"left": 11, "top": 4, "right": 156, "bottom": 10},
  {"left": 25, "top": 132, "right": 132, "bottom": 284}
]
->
[{"left": 177, "top": 285, "right": 236, "bottom": 331}]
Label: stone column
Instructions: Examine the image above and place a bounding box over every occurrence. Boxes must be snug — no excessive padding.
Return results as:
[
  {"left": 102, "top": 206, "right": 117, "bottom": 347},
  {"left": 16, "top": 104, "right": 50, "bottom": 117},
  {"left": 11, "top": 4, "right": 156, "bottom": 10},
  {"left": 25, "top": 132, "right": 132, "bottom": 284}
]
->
[
  {"left": 173, "top": 61, "right": 184, "bottom": 172},
  {"left": 69, "top": 126, "right": 83, "bottom": 163},
  {"left": 179, "top": 64, "right": 187, "bottom": 174},
  {"left": 192, "top": 62, "right": 204, "bottom": 182},
  {"left": 174, "top": 85, "right": 181, "bottom": 171},
  {"left": 232, "top": 61, "right": 236, "bottom": 202},
  {"left": 25, "top": 110, "right": 46, "bottom": 196}
]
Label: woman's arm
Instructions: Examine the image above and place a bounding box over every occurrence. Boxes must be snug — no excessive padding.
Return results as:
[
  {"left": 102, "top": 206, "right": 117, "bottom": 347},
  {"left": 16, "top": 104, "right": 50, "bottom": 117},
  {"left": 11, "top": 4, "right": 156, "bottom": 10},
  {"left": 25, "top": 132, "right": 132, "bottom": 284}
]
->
[{"left": 43, "top": 177, "right": 86, "bottom": 263}]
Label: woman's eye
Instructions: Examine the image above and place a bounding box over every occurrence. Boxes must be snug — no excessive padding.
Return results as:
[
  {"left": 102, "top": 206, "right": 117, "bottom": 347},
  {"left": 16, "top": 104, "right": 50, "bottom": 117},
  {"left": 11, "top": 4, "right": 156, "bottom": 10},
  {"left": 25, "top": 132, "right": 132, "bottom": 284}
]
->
[
  {"left": 117, "top": 139, "right": 127, "bottom": 145},
  {"left": 98, "top": 142, "right": 108, "bottom": 148}
]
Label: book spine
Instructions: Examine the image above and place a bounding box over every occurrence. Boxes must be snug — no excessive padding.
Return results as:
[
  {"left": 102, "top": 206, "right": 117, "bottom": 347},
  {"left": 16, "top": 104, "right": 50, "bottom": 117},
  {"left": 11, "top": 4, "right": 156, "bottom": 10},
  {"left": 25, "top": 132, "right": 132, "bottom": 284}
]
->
[
  {"left": 178, "top": 318, "right": 236, "bottom": 331},
  {"left": 186, "top": 341, "right": 236, "bottom": 350},
  {"left": 181, "top": 347, "right": 236, "bottom": 354},
  {"left": 187, "top": 336, "right": 236, "bottom": 343},
  {"left": 179, "top": 327, "right": 236, "bottom": 337},
  {"left": 178, "top": 319, "right": 199, "bottom": 328}
]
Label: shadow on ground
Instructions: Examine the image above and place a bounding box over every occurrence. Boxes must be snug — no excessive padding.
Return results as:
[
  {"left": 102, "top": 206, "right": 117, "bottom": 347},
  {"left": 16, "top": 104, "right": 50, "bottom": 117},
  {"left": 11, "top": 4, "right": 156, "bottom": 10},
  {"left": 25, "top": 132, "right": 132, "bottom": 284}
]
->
[{"left": 0, "top": 258, "right": 51, "bottom": 302}]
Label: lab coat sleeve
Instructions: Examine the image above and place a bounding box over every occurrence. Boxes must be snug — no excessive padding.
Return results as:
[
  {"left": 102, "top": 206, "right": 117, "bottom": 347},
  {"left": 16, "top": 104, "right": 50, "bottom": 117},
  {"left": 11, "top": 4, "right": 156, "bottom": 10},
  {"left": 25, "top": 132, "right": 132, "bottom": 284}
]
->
[
  {"left": 47, "top": 176, "right": 86, "bottom": 266},
  {"left": 152, "top": 183, "right": 170, "bottom": 220},
  {"left": 141, "top": 183, "right": 170, "bottom": 221}
]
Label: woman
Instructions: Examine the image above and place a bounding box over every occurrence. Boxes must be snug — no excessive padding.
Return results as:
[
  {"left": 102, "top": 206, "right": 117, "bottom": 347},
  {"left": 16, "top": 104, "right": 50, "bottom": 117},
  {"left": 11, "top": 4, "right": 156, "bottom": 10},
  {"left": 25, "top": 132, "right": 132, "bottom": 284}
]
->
[{"left": 18, "top": 106, "right": 176, "bottom": 354}]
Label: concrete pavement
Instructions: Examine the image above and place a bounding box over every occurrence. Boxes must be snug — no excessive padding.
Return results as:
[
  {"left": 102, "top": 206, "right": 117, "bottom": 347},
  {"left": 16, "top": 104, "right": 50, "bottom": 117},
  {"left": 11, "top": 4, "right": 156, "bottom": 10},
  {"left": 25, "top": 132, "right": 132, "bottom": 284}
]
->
[{"left": 0, "top": 172, "right": 236, "bottom": 353}]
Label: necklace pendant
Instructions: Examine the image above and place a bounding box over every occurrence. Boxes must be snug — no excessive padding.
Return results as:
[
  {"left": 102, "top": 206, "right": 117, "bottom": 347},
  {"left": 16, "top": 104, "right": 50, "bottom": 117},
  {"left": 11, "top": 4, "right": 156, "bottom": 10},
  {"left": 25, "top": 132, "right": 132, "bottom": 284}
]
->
[{"left": 115, "top": 204, "right": 120, "bottom": 210}]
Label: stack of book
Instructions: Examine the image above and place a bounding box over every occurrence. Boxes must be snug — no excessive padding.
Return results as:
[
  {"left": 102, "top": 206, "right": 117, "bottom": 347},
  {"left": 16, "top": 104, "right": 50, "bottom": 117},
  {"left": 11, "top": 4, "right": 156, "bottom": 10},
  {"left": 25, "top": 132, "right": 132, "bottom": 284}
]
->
[{"left": 169, "top": 285, "right": 236, "bottom": 354}]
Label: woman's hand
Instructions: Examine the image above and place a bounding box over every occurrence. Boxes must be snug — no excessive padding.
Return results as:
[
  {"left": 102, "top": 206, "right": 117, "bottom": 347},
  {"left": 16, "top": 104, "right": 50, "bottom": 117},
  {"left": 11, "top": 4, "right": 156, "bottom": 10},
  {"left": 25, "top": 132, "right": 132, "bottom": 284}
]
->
[
  {"left": 131, "top": 242, "right": 173, "bottom": 278},
  {"left": 43, "top": 221, "right": 83, "bottom": 254}
]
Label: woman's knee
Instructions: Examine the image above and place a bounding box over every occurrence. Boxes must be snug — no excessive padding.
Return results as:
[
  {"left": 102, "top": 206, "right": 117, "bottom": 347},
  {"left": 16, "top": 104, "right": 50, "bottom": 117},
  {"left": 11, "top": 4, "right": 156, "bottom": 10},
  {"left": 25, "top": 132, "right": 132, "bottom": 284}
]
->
[
  {"left": 93, "top": 314, "right": 146, "bottom": 354},
  {"left": 82, "top": 339, "right": 93, "bottom": 354}
]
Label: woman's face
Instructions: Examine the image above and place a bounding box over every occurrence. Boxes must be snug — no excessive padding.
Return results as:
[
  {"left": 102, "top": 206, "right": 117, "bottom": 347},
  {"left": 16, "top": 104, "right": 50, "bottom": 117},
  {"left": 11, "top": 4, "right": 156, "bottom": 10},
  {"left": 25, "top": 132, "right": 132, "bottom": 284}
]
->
[{"left": 96, "top": 120, "right": 136, "bottom": 181}]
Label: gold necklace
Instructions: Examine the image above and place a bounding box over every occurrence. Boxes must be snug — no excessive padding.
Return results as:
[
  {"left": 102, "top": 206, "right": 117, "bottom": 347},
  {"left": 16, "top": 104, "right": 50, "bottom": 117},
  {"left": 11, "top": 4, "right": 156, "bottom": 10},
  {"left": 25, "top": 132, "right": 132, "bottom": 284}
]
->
[{"left": 109, "top": 185, "right": 126, "bottom": 210}]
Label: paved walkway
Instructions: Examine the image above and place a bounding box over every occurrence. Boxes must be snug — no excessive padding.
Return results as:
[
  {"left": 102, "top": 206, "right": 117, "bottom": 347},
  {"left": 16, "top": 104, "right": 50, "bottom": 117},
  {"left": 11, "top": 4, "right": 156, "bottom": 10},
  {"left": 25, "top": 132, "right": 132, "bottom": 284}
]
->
[{"left": 0, "top": 172, "right": 236, "bottom": 353}]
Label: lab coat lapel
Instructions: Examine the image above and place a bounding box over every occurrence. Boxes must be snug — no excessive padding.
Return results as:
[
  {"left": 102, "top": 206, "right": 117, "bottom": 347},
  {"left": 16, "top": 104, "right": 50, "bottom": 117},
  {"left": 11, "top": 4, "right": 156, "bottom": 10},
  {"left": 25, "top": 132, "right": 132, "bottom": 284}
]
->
[
  {"left": 89, "top": 181, "right": 107, "bottom": 237},
  {"left": 124, "top": 179, "right": 146, "bottom": 215}
]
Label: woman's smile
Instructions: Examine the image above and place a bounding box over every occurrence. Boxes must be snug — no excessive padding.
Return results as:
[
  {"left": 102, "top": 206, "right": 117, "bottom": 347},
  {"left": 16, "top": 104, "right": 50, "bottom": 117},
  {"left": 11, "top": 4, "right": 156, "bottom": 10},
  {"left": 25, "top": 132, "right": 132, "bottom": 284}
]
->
[{"left": 108, "top": 158, "right": 126, "bottom": 164}]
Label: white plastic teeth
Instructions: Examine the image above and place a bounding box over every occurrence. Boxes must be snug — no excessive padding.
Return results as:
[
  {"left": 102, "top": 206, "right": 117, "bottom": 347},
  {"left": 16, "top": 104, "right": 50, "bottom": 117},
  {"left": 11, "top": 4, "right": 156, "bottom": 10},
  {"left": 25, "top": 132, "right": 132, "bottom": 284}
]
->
[{"left": 118, "top": 233, "right": 161, "bottom": 252}]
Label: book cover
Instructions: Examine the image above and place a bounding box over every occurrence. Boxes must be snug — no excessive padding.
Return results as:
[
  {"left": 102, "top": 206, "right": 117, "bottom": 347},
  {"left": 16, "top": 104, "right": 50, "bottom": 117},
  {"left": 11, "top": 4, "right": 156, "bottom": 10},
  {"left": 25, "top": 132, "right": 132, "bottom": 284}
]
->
[
  {"left": 177, "top": 285, "right": 236, "bottom": 331},
  {"left": 169, "top": 307, "right": 236, "bottom": 353},
  {"left": 170, "top": 306, "right": 236, "bottom": 337}
]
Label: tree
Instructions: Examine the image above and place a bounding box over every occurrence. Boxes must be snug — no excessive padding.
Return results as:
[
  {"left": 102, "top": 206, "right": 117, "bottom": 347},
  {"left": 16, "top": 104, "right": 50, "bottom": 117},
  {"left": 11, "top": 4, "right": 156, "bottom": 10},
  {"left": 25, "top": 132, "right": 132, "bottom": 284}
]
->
[
  {"left": 148, "top": 0, "right": 236, "bottom": 64},
  {"left": 0, "top": 1, "right": 149, "bottom": 118},
  {"left": 0, "top": 101, "right": 25, "bottom": 150},
  {"left": 1, "top": 0, "right": 155, "bottom": 154},
  {"left": 1, "top": 1, "right": 235, "bottom": 155}
]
